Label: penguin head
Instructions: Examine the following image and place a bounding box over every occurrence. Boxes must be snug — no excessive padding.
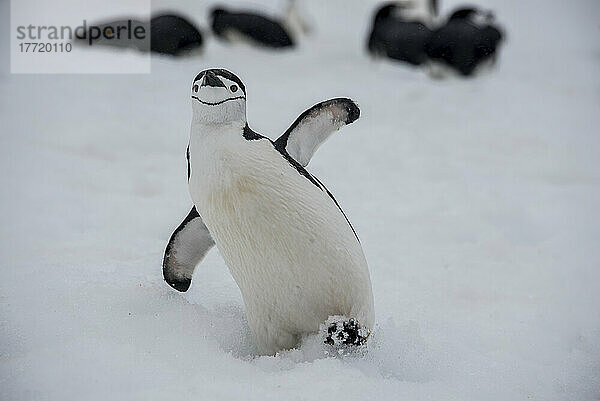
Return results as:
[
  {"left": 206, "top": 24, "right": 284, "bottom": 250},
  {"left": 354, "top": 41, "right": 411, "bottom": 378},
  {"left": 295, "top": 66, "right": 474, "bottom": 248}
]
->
[
  {"left": 210, "top": 8, "right": 228, "bottom": 32},
  {"left": 374, "top": 1, "right": 437, "bottom": 23},
  {"left": 210, "top": 7, "right": 227, "bottom": 20},
  {"left": 449, "top": 7, "right": 494, "bottom": 27},
  {"left": 373, "top": 3, "right": 399, "bottom": 21},
  {"left": 191, "top": 68, "right": 247, "bottom": 124}
]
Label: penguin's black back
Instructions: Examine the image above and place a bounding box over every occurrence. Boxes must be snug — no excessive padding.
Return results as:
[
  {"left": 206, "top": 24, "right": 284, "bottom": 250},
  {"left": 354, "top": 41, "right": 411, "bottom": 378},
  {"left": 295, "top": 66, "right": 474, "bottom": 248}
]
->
[
  {"left": 211, "top": 8, "right": 294, "bottom": 48},
  {"left": 368, "top": 19, "right": 431, "bottom": 65},
  {"left": 150, "top": 14, "right": 203, "bottom": 55},
  {"left": 425, "top": 10, "right": 503, "bottom": 76},
  {"left": 367, "top": 4, "right": 432, "bottom": 66}
]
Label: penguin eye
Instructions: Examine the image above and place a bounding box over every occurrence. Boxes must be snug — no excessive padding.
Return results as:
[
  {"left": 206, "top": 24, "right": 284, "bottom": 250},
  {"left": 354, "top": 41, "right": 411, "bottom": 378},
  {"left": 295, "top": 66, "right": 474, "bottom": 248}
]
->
[
  {"left": 230, "top": 84, "right": 238, "bottom": 93},
  {"left": 193, "top": 84, "right": 199, "bottom": 92}
]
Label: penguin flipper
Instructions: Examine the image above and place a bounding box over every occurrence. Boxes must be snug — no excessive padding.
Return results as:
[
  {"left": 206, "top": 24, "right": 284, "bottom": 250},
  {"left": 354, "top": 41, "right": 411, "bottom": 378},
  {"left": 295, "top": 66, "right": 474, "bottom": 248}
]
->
[
  {"left": 274, "top": 98, "right": 360, "bottom": 167},
  {"left": 163, "top": 206, "right": 215, "bottom": 292}
]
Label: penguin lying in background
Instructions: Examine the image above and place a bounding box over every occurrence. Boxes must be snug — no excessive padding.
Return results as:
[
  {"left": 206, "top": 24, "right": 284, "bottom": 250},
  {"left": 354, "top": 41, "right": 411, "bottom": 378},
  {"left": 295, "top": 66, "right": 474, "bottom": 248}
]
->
[
  {"left": 74, "top": 14, "right": 203, "bottom": 56},
  {"left": 163, "top": 69, "right": 374, "bottom": 355},
  {"left": 149, "top": 14, "right": 204, "bottom": 56},
  {"left": 210, "top": 4, "right": 299, "bottom": 49},
  {"left": 425, "top": 7, "right": 504, "bottom": 76},
  {"left": 367, "top": 1, "right": 438, "bottom": 66}
]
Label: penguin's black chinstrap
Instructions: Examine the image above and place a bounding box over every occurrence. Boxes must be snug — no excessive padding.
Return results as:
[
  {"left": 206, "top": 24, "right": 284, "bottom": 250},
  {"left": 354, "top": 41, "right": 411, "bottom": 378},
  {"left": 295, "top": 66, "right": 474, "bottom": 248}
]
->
[{"left": 192, "top": 95, "right": 246, "bottom": 106}]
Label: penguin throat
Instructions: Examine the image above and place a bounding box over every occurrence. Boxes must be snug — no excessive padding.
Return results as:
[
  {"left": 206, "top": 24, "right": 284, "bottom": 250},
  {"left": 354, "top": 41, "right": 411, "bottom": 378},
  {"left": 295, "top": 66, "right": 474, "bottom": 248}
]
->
[
  {"left": 191, "top": 104, "right": 247, "bottom": 126},
  {"left": 190, "top": 119, "right": 246, "bottom": 137}
]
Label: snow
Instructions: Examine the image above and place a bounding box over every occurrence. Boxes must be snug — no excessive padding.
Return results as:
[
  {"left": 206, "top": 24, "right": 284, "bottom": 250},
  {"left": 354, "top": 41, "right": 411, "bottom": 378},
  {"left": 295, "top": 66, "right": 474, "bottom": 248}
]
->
[{"left": 1, "top": 0, "right": 599, "bottom": 400}]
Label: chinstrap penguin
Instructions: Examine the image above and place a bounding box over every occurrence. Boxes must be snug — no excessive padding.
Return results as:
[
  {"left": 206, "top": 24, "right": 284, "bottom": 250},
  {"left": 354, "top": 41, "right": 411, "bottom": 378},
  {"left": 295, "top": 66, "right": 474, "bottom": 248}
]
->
[
  {"left": 76, "top": 14, "right": 203, "bottom": 56},
  {"left": 149, "top": 14, "right": 204, "bottom": 56},
  {"left": 425, "top": 6, "right": 504, "bottom": 76},
  {"left": 210, "top": 7, "right": 294, "bottom": 48},
  {"left": 367, "top": 1, "right": 437, "bottom": 66},
  {"left": 163, "top": 69, "right": 375, "bottom": 355}
]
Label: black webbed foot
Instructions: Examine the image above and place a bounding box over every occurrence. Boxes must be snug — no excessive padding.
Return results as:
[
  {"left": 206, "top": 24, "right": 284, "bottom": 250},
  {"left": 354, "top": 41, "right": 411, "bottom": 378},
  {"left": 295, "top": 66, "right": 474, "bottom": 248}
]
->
[{"left": 324, "top": 317, "right": 369, "bottom": 346}]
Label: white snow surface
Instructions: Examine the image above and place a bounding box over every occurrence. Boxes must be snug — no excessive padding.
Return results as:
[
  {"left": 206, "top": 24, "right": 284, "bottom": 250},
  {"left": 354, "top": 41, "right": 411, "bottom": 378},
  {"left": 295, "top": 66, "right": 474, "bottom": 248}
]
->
[{"left": 1, "top": 0, "right": 599, "bottom": 400}]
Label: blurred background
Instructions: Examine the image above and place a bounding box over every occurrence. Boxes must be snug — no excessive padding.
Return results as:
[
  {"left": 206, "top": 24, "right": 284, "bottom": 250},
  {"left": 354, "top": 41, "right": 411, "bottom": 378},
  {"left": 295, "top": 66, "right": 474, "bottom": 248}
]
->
[{"left": 1, "top": 0, "right": 599, "bottom": 400}]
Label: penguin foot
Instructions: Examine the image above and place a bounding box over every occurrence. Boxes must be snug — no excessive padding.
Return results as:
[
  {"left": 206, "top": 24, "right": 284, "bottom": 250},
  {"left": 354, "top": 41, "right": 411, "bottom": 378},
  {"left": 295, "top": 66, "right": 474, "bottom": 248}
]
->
[
  {"left": 163, "top": 272, "right": 192, "bottom": 292},
  {"left": 323, "top": 316, "right": 370, "bottom": 347}
]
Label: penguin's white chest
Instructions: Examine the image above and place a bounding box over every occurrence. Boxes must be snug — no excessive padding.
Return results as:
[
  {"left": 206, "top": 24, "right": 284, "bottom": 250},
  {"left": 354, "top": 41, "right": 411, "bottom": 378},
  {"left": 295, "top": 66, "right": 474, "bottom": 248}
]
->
[{"left": 188, "top": 127, "right": 374, "bottom": 353}]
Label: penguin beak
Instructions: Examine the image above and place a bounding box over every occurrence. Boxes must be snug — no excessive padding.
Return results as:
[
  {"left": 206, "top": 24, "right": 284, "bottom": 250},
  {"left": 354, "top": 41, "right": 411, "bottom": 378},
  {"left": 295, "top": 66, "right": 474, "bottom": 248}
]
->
[{"left": 201, "top": 71, "right": 226, "bottom": 88}]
